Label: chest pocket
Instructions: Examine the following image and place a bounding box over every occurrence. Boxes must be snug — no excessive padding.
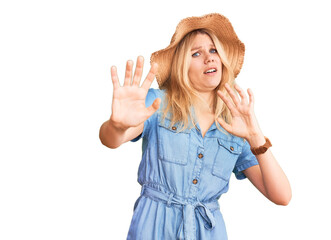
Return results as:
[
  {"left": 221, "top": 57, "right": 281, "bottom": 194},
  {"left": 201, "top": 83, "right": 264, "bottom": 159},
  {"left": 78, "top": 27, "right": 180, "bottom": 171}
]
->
[
  {"left": 157, "top": 117, "right": 191, "bottom": 165},
  {"left": 212, "top": 138, "right": 242, "bottom": 181}
]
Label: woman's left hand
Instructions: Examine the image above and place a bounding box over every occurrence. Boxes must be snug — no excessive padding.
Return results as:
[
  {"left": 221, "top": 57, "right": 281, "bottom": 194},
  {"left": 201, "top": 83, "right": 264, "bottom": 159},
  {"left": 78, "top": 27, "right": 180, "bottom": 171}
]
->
[{"left": 217, "top": 83, "right": 263, "bottom": 141}]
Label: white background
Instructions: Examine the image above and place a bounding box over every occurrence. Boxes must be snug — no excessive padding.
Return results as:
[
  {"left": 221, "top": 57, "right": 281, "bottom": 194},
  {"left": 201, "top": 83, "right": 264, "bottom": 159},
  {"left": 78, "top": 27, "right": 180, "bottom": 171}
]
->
[{"left": 1, "top": 0, "right": 330, "bottom": 239}]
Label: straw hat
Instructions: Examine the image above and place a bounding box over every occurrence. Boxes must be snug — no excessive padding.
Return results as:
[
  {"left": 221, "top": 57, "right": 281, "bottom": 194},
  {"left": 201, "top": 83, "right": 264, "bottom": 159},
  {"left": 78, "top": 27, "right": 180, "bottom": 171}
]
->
[{"left": 150, "top": 13, "right": 245, "bottom": 87}]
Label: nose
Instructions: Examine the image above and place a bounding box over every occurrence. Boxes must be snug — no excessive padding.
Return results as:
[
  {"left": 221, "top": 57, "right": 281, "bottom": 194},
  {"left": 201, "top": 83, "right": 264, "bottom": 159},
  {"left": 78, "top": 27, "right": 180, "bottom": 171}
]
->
[{"left": 204, "top": 52, "right": 215, "bottom": 64}]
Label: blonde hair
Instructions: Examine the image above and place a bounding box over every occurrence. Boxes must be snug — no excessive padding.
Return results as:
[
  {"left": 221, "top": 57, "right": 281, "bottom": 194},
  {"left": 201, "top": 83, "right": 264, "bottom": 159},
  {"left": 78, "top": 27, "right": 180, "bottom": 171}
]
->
[{"left": 161, "top": 29, "right": 238, "bottom": 133}]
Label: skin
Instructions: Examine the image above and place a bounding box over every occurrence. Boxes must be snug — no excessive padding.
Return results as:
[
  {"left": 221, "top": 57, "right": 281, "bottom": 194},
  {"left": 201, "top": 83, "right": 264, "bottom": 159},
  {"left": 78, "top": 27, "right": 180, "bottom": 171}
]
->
[
  {"left": 188, "top": 33, "right": 222, "bottom": 95},
  {"left": 217, "top": 84, "right": 292, "bottom": 205},
  {"left": 187, "top": 34, "right": 292, "bottom": 205},
  {"left": 100, "top": 34, "right": 292, "bottom": 206},
  {"left": 99, "top": 56, "right": 160, "bottom": 149},
  {"left": 187, "top": 33, "right": 223, "bottom": 136}
]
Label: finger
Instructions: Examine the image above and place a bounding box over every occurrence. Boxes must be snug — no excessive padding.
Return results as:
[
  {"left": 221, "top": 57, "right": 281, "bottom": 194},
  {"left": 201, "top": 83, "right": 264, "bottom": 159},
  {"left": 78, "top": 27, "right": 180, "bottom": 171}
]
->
[
  {"left": 124, "top": 60, "right": 133, "bottom": 86},
  {"left": 234, "top": 83, "right": 248, "bottom": 105},
  {"left": 247, "top": 88, "right": 255, "bottom": 109},
  {"left": 141, "top": 63, "right": 158, "bottom": 90},
  {"left": 217, "top": 90, "right": 236, "bottom": 115},
  {"left": 217, "top": 117, "right": 232, "bottom": 134},
  {"left": 225, "top": 83, "right": 240, "bottom": 106},
  {"left": 132, "top": 56, "right": 144, "bottom": 86},
  {"left": 145, "top": 98, "right": 161, "bottom": 118},
  {"left": 110, "top": 66, "right": 120, "bottom": 90}
]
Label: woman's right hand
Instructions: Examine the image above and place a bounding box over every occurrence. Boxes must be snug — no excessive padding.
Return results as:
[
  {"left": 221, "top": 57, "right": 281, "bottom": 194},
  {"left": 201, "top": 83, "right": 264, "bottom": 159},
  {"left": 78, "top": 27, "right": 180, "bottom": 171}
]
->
[{"left": 109, "top": 56, "right": 161, "bottom": 131}]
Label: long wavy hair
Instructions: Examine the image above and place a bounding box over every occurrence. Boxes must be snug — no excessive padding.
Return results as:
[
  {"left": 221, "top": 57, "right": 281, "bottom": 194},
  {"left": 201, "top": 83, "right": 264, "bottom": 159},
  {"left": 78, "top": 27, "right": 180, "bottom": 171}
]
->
[{"left": 161, "top": 29, "right": 238, "bottom": 133}]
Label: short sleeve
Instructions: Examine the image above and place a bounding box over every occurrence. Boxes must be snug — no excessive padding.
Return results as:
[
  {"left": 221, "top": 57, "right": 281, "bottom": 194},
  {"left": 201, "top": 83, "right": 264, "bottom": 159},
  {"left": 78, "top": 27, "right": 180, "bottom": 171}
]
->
[
  {"left": 130, "top": 88, "right": 160, "bottom": 142},
  {"left": 233, "top": 140, "right": 259, "bottom": 180}
]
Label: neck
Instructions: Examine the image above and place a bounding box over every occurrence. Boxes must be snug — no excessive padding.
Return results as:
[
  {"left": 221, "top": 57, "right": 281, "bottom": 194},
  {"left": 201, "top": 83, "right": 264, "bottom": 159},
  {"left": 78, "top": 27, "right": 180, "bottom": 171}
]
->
[{"left": 194, "top": 91, "right": 215, "bottom": 114}]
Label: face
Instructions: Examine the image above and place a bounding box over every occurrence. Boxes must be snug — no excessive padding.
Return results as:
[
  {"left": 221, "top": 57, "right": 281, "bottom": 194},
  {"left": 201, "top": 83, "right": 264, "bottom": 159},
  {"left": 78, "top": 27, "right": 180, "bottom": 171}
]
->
[{"left": 188, "top": 33, "right": 222, "bottom": 93}]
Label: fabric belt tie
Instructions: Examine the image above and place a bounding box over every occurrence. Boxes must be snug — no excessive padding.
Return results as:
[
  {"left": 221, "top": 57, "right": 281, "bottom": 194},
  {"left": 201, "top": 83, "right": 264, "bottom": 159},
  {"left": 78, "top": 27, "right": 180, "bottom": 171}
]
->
[{"left": 140, "top": 185, "right": 219, "bottom": 240}]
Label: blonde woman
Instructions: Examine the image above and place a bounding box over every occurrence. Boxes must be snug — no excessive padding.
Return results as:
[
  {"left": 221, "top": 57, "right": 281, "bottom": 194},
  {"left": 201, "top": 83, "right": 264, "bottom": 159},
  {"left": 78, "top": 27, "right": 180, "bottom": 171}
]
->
[{"left": 100, "top": 13, "right": 291, "bottom": 240}]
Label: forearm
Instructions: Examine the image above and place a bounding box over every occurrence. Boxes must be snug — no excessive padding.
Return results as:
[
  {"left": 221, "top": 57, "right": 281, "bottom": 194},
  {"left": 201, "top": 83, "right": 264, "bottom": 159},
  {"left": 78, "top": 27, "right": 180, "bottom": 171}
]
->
[
  {"left": 247, "top": 133, "right": 292, "bottom": 205},
  {"left": 99, "top": 119, "right": 127, "bottom": 149},
  {"left": 99, "top": 117, "right": 144, "bottom": 149}
]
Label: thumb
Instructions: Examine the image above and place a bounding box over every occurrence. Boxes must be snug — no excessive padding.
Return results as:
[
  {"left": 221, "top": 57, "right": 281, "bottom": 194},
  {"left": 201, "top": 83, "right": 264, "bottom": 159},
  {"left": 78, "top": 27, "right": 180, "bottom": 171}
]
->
[
  {"left": 146, "top": 98, "right": 161, "bottom": 117},
  {"left": 217, "top": 117, "right": 232, "bottom": 133}
]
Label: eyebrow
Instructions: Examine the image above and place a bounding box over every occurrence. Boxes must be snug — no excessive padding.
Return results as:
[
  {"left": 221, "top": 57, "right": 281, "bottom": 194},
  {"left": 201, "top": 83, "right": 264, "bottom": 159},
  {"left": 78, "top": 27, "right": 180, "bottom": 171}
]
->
[{"left": 191, "top": 44, "right": 215, "bottom": 51}]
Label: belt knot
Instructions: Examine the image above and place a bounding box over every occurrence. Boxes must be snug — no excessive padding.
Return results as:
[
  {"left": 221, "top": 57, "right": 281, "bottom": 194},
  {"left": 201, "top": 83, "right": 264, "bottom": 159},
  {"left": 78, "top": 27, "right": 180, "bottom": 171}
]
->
[{"left": 140, "top": 185, "right": 219, "bottom": 240}]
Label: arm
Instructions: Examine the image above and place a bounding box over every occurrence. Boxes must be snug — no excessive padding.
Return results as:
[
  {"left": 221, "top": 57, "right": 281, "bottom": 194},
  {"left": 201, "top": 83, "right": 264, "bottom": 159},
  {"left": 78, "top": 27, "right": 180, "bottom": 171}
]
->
[
  {"left": 99, "top": 120, "right": 144, "bottom": 149},
  {"left": 242, "top": 134, "right": 291, "bottom": 205},
  {"left": 217, "top": 83, "right": 292, "bottom": 205},
  {"left": 99, "top": 56, "right": 161, "bottom": 149}
]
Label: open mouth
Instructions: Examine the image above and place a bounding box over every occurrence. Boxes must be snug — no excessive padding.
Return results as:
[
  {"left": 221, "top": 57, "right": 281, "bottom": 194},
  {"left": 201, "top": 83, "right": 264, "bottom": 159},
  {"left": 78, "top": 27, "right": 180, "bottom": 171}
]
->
[{"left": 204, "top": 68, "right": 217, "bottom": 74}]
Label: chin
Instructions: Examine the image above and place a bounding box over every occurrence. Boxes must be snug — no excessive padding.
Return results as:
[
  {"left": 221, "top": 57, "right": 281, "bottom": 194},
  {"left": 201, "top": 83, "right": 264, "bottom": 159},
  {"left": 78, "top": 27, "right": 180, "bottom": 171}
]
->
[
  {"left": 207, "top": 80, "right": 221, "bottom": 89},
  {"left": 199, "top": 85, "right": 219, "bottom": 92}
]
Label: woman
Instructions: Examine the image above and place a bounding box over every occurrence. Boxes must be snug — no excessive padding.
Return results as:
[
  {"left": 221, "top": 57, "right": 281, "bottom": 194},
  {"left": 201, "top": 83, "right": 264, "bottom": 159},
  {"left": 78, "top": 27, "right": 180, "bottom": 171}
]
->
[{"left": 100, "top": 13, "right": 291, "bottom": 240}]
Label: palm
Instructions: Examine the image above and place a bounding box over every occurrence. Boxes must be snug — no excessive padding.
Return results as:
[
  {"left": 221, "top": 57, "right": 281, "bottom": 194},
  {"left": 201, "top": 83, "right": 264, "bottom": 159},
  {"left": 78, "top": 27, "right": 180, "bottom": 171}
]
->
[
  {"left": 217, "top": 83, "right": 261, "bottom": 139},
  {"left": 110, "top": 56, "right": 160, "bottom": 130},
  {"left": 227, "top": 113, "right": 251, "bottom": 137},
  {"left": 112, "top": 86, "right": 149, "bottom": 127}
]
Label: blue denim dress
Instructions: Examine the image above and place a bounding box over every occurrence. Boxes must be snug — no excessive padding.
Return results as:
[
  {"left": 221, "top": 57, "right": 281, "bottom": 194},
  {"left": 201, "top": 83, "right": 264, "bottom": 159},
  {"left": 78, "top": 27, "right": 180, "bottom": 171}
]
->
[{"left": 127, "top": 89, "right": 259, "bottom": 240}]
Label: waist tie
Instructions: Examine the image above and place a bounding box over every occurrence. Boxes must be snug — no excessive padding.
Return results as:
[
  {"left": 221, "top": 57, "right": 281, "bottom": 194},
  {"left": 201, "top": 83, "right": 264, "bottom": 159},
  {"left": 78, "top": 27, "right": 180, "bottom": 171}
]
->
[{"left": 140, "top": 185, "right": 219, "bottom": 240}]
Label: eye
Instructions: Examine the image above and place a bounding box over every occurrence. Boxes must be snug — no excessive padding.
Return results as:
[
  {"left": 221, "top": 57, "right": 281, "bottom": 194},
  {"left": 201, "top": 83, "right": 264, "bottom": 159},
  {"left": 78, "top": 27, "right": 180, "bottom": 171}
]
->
[
  {"left": 192, "top": 52, "right": 200, "bottom": 57},
  {"left": 210, "top": 48, "right": 217, "bottom": 53}
]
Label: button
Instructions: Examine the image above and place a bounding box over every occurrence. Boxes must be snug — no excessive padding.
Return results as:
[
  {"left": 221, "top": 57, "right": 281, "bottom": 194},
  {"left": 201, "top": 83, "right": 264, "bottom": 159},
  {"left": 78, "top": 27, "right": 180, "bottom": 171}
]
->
[
  {"left": 198, "top": 153, "right": 203, "bottom": 159},
  {"left": 192, "top": 179, "right": 198, "bottom": 184},
  {"left": 172, "top": 126, "right": 177, "bottom": 131},
  {"left": 230, "top": 146, "right": 234, "bottom": 151}
]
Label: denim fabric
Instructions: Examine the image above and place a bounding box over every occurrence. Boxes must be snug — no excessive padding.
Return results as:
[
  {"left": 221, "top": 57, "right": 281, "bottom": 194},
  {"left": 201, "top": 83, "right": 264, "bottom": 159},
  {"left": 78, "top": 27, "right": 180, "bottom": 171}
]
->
[{"left": 127, "top": 89, "right": 259, "bottom": 240}]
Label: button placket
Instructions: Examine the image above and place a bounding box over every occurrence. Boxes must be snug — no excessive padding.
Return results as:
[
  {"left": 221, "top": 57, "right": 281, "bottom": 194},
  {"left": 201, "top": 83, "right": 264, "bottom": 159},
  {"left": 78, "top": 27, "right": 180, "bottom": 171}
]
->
[{"left": 188, "top": 146, "right": 204, "bottom": 199}]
